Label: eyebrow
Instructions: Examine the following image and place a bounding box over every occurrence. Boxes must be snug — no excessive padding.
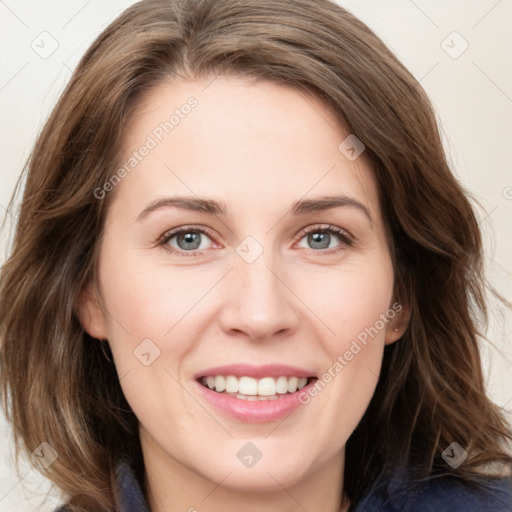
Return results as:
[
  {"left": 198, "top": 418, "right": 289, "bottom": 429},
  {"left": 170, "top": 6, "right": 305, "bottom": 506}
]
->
[{"left": 136, "top": 194, "right": 372, "bottom": 222}]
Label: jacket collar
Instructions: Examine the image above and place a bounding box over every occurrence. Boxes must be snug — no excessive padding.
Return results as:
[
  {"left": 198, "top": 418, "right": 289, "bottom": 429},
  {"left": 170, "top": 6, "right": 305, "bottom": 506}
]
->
[
  {"left": 112, "top": 456, "right": 512, "bottom": 511},
  {"left": 115, "top": 457, "right": 150, "bottom": 512}
]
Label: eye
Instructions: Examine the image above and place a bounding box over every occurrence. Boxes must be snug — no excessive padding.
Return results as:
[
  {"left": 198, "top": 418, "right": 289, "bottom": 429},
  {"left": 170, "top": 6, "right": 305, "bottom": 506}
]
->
[
  {"left": 157, "top": 223, "right": 354, "bottom": 258},
  {"left": 158, "top": 225, "right": 217, "bottom": 257},
  {"left": 295, "top": 224, "right": 353, "bottom": 254}
]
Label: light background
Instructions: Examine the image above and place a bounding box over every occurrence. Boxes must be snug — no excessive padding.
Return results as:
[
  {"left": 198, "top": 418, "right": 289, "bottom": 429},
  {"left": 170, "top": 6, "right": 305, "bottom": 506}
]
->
[{"left": 0, "top": 0, "right": 511, "bottom": 510}]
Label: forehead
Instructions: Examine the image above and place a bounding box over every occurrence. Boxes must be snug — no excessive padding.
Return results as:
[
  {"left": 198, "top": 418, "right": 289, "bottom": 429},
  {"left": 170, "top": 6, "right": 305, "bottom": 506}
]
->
[{"left": 113, "top": 76, "right": 380, "bottom": 221}]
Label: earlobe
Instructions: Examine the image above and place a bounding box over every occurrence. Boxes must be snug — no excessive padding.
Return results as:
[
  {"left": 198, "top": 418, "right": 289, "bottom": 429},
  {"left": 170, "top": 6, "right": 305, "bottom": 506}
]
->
[
  {"left": 76, "top": 284, "right": 108, "bottom": 340},
  {"left": 384, "top": 303, "right": 411, "bottom": 345}
]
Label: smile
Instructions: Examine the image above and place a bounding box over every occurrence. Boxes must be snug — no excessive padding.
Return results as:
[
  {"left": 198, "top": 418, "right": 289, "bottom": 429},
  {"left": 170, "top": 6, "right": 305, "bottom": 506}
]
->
[{"left": 199, "top": 375, "right": 314, "bottom": 400}]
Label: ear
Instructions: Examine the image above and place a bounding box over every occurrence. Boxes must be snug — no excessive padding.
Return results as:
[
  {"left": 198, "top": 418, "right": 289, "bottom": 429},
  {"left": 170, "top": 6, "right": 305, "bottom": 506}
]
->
[
  {"left": 76, "top": 282, "right": 108, "bottom": 340},
  {"left": 384, "top": 301, "right": 411, "bottom": 345}
]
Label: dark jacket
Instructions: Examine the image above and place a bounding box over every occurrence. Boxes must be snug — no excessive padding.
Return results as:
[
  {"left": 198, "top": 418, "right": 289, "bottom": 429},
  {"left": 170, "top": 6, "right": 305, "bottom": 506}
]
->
[{"left": 55, "top": 456, "right": 512, "bottom": 511}]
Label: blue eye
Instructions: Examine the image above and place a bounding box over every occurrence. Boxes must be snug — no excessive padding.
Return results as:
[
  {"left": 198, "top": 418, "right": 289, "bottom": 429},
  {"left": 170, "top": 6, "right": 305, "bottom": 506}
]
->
[
  {"left": 158, "top": 225, "right": 215, "bottom": 257},
  {"left": 158, "top": 224, "right": 353, "bottom": 257},
  {"left": 296, "top": 225, "right": 354, "bottom": 253}
]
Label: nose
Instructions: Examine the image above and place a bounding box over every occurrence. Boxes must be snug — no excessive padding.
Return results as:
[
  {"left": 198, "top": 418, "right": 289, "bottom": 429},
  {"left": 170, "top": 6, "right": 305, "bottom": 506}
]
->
[{"left": 218, "top": 246, "right": 300, "bottom": 343}]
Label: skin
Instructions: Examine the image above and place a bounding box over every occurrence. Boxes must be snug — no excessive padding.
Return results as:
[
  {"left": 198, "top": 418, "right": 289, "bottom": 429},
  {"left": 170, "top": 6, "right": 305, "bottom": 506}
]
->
[{"left": 79, "top": 76, "right": 409, "bottom": 512}]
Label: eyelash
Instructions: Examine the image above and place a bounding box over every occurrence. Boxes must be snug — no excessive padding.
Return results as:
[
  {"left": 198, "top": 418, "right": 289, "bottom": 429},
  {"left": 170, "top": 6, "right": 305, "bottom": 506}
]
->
[{"left": 157, "top": 224, "right": 354, "bottom": 257}]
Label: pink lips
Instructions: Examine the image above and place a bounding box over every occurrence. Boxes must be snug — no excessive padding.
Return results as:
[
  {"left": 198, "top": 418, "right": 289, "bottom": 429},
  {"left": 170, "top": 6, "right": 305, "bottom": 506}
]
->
[
  {"left": 194, "top": 363, "right": 316, "bottom": 380},
  {"left": 194, "top": 363, "right": 318, "bottom": 423}
]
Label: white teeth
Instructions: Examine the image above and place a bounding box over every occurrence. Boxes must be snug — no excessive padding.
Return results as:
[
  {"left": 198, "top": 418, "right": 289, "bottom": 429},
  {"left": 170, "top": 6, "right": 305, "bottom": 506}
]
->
[
  {"left": 239, "top": 376, "right": 258, "bottom": 395},
  {"left": 214, "top": 375, "right": 226, "bottom": 392},
  {"left": 287, "top": 377, "right": 298, "bottom": 393},
  {"left": 200, "top": 375, "right": 312, "bottom": 396},
  {"left": 276, "top": 376, "right": 289, "bottom": 394},
  {"left": 225, "top": 375, "right": 239, "bottom": 393},
  {"left": 258, "top": 377, "right": 277, "bottom": 396}
]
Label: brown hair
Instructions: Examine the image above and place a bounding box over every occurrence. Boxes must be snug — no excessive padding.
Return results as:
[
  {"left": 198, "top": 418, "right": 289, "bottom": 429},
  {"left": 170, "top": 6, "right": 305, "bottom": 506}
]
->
[{"left": 1, "top": 0, "right": 511, "bottom": 509}]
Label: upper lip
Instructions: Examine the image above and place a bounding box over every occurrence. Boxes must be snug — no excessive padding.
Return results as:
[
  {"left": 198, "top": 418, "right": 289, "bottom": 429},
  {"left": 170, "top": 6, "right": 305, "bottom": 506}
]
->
[{"left": 195, "top": 364, "right": 317, "bottom": 380}]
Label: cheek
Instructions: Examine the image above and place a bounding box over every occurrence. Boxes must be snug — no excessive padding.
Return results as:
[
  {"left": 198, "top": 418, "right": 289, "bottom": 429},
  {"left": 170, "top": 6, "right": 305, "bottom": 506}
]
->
[
  {"left": 95, "top": 248, "right": 227, "bottom": 427},
  {"left": 98, "top": 248, "right": 208, "bottom": 340},
  {"left": 298, "top": 261, "right": 394, "bottom": 349},
  {"left": 295, "top": 261, "right": 394, "bottom": 421},
  {"left": 96, "top": 255, "right": 201, "bottom": 433}
]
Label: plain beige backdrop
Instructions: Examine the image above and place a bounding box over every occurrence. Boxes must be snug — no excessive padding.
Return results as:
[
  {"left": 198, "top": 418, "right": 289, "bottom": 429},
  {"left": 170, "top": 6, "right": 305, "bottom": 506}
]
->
[{"left": 0, "top": 0, "right": 511, "bottom": 510}]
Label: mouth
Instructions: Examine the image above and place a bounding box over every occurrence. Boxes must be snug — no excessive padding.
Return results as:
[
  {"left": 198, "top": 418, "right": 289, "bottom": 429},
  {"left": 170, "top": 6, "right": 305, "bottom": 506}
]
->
[{"left": 197, "top": 375, "right": 318, "bottom": 401}]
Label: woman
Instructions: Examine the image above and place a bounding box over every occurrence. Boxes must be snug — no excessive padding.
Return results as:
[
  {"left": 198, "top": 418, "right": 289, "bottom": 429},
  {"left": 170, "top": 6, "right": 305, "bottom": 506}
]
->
[{"left": 1, "top": 0, "right": 511, "bottom": 510}]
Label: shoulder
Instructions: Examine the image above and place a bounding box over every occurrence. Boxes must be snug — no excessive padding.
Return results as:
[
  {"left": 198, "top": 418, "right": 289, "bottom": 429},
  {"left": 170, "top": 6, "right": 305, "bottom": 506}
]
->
[
  {"left": 399, "top": 474, "right": 512, "bottom": 511},
  {"left": 352, "top": 470, "right": 512, "bottom": 512},
  {"left": 51, "top": 455, "right": 149, "bottom": 512}
]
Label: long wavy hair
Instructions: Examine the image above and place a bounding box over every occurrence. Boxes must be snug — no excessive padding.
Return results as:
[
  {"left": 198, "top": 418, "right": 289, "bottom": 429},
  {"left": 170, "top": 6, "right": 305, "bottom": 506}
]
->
[{"left": 1, "top": 0, "right": 511, "bottom": 510}]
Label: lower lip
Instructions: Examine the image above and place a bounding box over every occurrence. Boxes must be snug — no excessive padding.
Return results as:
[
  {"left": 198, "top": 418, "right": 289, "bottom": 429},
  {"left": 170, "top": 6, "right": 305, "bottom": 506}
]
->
[{"left": 195, "top": 379, "right": 317, "bottom": 423}]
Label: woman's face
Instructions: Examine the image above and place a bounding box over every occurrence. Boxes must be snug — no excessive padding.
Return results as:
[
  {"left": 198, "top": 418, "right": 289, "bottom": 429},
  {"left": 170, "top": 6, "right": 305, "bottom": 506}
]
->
[{"left": 80, "top": 76, "right": 406, "bottom": 494}]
